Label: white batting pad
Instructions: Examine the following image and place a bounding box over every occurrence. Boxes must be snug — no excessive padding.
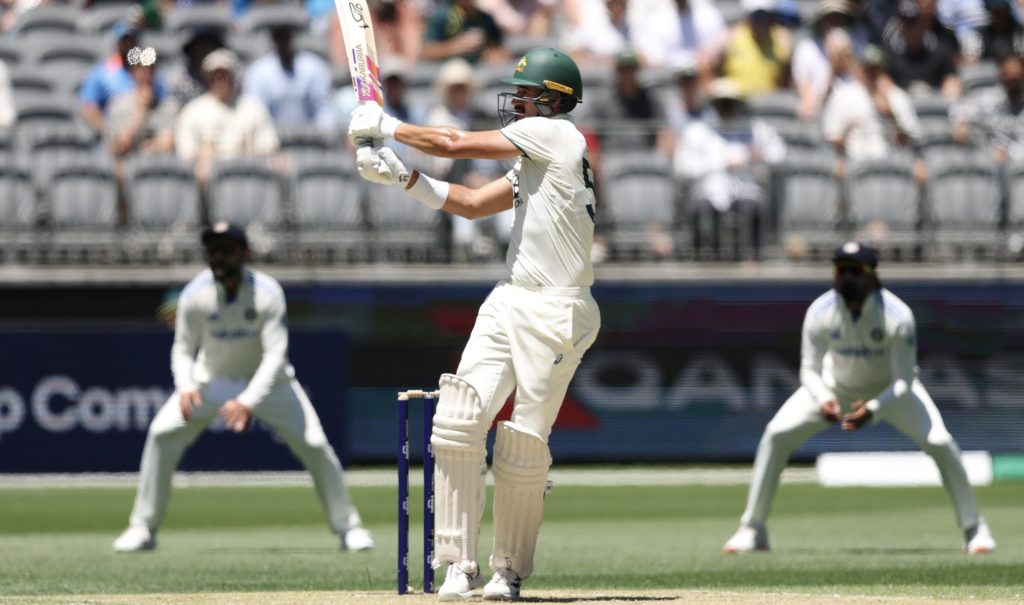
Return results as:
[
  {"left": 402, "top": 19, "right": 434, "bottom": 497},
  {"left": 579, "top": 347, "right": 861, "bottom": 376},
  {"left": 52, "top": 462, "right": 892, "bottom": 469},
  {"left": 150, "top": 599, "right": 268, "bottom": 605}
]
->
[
  {"left": 431, "top": 374, "right": 488, "bottom": 567},
  {"left": 489, "top": 421, "right": 552, "bottom": 580}
]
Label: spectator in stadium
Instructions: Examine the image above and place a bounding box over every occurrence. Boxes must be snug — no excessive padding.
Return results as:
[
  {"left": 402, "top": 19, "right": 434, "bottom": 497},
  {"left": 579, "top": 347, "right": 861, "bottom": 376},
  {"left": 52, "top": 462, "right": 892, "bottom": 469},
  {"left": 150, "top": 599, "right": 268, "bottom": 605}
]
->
[
  {"left": 423, "top": 58, "right": 509, "bottom": 261},
  {"left": 80, "top": 19, "right": 166, "bottom": 136},
  {"left": 674, "top": 77, "right": 786, "bottom": 260},
  {"left": 112, "top": 223, "right": 375, "bottom": 554},
  {"left": 421, "top": 0, "right": 508, "bottom": 64},
  {"left": 175, "top": 49, "right": 280, "bottom": 185},
  {"left": 724, "top": 242, "right": 997, "bottom": 556},
  {"left": 0, "top": 58, "right": 12, "bottom": 129},
  {"left": 881, "top": 0, "right": 962, "bottom": 99},
  {"left": 632, "top": 0, "right": 727, "bottom": 79},
  {"left": 584, "top": 49, "right": 673, "bottom": 155},
  {"left": 562, "top": 0, "right": 632, "bottom": 66},
  {"left": 931, "top": 0, "right": 989, "bottom": 58},
  {"left": 105, "top": 47, "right": 177, "bottom": 159},
  {"left": 978, "top": 0, "right": 1024, "bottom": 60},
  {"left": 792, "top": 0, "right": 858, "bottom": 120},
  {"left": 720, "top": 0, "right": 793, "bottom": 96},
  {"left": 478, "top": 0, "right": 557, "bottom": 36},
  {"left": 822, "top": 34, "right": 923, "bottom": 179},
  {"left": 166, "top": 26, "right": 227, "bottom": 107},
  {"left": 0, "top": 0, "right": 53, "bottom": 32},
  {"left": 243, "top": 23, "right": 335, "bottom": 132},
  {"left": 950, "top": 52, "right": 1024, "bottom": 163},
  {"left": 668, "top": 58, "right": 711, "bottom": 128}
]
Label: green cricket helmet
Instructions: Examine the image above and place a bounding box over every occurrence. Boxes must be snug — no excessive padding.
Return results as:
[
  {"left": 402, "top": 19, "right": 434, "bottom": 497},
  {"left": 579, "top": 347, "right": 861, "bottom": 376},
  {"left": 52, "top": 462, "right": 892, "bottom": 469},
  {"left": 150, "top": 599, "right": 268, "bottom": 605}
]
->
[{"left": 498, "top": 48, "right": 583, "bottom": 126}]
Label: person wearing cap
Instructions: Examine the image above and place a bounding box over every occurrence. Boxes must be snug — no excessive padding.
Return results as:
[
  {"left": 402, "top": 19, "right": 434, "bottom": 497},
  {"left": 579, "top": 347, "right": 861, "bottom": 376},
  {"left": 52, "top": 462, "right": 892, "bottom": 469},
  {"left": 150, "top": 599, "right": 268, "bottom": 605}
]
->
[
  {"left": 792, "top": 0, "right": 858, "bottom": 120},
  {"left": 724, "top": 242, "right": 997, "bottom": 555},
  {"left": 348, "top": 48, "right": 599, "bottom": 600},
  {"left": 106, "top": 47, "right": 177, "bottom": 159},
  {"left": 880, "top": 0, "right": 962, "bottom": 99},
  {"left": 243, "top": 19, "right": 334, "bottom": 132},
  {"left": 79, "top": 18, "right": 167, "bottom": 135},
  {"left": 720, "top": 0, "right": 793, "bottom": 95},
  {"left": 166, "top": 26, "right": 227, "bottom": 106},
  {"left": 175, "top": 48, "right": 280, "bottom": 184},
  {"left": 583, "top": 49, "right": 673, "bottom": 155},
  {"left": 674, "top": 77, "right": 786, "bottom": 260},
  {"left": 113, "top": 223, "right": 375, "bottom": 554}
]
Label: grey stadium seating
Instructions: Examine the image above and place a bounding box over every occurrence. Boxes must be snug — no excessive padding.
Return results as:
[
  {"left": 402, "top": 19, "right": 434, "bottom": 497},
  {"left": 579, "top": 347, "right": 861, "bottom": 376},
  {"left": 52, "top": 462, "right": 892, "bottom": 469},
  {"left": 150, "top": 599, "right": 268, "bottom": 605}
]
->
[
  {"left": 0, "top": 160, "right": 36, "bottom": 263},
  {"left": 164, "top": 5, "right": 233, "bottom": 33},
  {"left": 243, "top": 3, "right": 310, "bottom": 33},
  {"left": 845, "top": 155, "right": 921, "bottom": 257},
  {"left": 44, "top": 159, "right": 122, "bottom": 264},
  {"left": 28, "top": 35, "right": 102, "bottom": 73},
  {"left": 123, "top": 154, "right": 202, "bottom": 262},
  {"left": 926, "top": 155, "right": 1003, "bottom": 261},
  {"left": 206, "top": 157, "right": 287, "bottom": 242},
  {"left": 0, "top": 37, "right": 25, "bottom": 67},
  {"left": 774, "top": 155, "right": 842, "bottom": 259},
  {"left": 365, "top": 173, "right": 445, "bottom": 263},
  {"left": 80, "top": 4, "right": 138, "bottom": 35},
  {"left": 598, "top": 151, "right": 681, "bottom": 261},
  {"left": 289, "top": 156, "right": 367, "bottom": 263},
  {"left": 11, "top": 6, "right": 81, "bottom": 38}
]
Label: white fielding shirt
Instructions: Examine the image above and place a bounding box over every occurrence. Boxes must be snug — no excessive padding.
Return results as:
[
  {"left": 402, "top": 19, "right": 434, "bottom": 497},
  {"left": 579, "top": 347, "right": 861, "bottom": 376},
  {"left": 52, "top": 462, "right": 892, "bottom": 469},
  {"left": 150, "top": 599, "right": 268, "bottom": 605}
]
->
[
  {"left": 171, "top": 269, "right": 291, "bottom": 408},
  {"left": 800, "top": 288, "right": 917, "bottom": 414},
  {"left": 500, "top": 115, "right": 596, "bottom": 288}
]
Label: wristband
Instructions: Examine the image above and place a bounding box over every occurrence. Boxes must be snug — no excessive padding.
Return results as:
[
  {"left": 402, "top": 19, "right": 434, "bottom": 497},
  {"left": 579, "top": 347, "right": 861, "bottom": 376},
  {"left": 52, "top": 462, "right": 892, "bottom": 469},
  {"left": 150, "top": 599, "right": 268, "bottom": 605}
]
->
[
  {"left": 380, "top": 114, "right": 402, "bottom": 138},
  {"left": 405, "top": 172, "right": 449, "bottom": 210}
]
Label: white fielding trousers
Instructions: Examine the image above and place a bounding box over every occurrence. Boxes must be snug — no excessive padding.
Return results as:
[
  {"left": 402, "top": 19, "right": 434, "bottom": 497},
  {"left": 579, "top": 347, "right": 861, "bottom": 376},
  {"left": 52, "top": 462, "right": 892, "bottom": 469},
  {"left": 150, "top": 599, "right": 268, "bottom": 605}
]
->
[
  {"left": 740, "top": 379, "right": 980, "bottom": 530},
  {"left": 127, "top": 377, "right": 363, "bottom": 534}
]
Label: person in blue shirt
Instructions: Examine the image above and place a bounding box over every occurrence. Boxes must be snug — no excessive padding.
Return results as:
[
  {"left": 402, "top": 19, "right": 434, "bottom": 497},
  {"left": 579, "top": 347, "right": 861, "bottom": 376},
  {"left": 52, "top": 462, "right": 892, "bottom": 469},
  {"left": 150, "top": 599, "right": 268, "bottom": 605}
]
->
[{"left": 243, "top": 23, "right": 334, "bottom": 132}]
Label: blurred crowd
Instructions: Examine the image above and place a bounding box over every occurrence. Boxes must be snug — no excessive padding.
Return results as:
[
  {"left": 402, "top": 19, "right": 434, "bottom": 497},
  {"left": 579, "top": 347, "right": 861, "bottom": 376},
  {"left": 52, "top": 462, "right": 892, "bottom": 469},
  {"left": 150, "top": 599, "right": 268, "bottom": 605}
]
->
[{"left": 2, "top": 0, "right": 1024, "bottom": 263}]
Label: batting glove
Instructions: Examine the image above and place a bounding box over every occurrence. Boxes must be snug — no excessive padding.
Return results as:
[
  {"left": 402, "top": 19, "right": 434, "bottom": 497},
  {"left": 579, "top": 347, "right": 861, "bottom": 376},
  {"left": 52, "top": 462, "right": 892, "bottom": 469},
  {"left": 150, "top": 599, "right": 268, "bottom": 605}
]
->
[
  {"left": 356, "top": 146, "right": 410, "bottom": 186},
  {"left": 348, "top": 104, "right": 402, "bottom": 146}
]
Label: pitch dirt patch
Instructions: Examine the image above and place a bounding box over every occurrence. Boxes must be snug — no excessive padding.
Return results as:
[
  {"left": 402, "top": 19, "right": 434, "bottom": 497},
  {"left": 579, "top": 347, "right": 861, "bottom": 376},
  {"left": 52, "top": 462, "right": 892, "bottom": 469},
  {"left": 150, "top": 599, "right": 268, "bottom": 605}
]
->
[{"left": 3, "top": 591, "right": 1020, "bottom": 604}]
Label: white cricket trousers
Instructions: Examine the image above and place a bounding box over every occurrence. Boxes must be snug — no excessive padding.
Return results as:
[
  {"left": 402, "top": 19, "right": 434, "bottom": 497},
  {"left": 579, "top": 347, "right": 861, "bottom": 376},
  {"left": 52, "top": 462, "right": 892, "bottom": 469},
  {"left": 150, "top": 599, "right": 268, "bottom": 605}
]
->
[
  {"left": 127, "top": 378, "right": 362, "bottom": 534},
  {"left": 740, "top": 380, "right": 980, "bottom": 530},
  {"left": 457, "top": 280, "right": 601, "bottom": 439}
]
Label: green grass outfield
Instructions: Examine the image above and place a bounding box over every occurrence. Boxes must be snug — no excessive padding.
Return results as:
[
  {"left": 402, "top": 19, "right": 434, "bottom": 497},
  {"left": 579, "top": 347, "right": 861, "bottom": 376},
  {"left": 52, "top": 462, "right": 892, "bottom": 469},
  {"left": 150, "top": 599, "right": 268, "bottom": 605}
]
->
[{"left": 0, "top": 471, "right": 1021, "bottom": 601}]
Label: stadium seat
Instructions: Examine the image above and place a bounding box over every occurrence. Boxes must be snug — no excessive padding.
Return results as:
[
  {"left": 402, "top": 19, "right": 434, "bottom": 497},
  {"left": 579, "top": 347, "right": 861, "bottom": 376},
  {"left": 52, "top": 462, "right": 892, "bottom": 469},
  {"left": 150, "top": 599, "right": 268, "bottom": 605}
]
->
[
  {"left": 80, "top": 4, "right": 137, "bottom": 34},
  {"left": 911, "top": 93, "right": 951, "bottom": 131},
  {"left": 12, "top": 95, "right": 78, "bottom": 153},
  {"left": 145, "top": 30, "right": 187, "bottom": 68},
  {"left": 43, "top": 159, "right": 122, "bottom": 264},
  {"left": 11, "top": 5, "right": 81, "bottom": 37},
  {"left": 0, "top": 159, "right": 37, "bottom": 263},
  {"left": 918, "top": 126, "right": 978, "bottom": 164},
  {"left": 926, "top": 155, "right": 1003, "bottom": 261},
  {"left": 293, "top": 33, "right": 331, "bottom": 63},
  {"left": 747, "top": 91, "right": 800, "bottom": 130},
  {"left": 23, "top": 123, "right": 98, "bottom": 188},
  {"left": 845, "top": 155, "right": 921, "bottom": 258},
  {"left": 960, "top": 60, "right": 998, "bottom": 94},
  {"left": 0, "top": 37, "right": 25, "bottom": 68},
  {"left": 598, "top": 151, "right": 682, "bottom": 261},
  {"left": 243, "top": 3, "right": 310, "bottom": 33},
  {"left": 289, "top": 156, "right": 368, "bottom": 263},
  {"left": 164, "top": 5, "right": 233, "bottom": 33},
  {"left": 365, "top": 173, "right": 444, "bottom": 262},
  {"left": 123, "top": 154, "right": 201, "bottom": 262},
  {"left": 206, "top": 157, "right": 288, "bottom": 244},
  {"left": 8, "top": 67, "right": 58, "bottom": 98},
  {"left": 277, "top": 125, "right": 335, "bottom": 165},
  {"left": 774, "top": 155, "right": 842, "bottom": 260},
  {"left": 28, "top": 35, "right": 103, "bottom": 73}
]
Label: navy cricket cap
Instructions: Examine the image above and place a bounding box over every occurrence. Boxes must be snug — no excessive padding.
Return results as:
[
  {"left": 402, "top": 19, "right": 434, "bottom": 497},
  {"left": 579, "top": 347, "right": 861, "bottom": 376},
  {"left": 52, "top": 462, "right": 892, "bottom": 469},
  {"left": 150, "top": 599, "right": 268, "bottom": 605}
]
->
[
  {"left": 832, "top": 241, "right": 878, "bottom": 269},
  {"left": 201, "top": 222, "right": 249, "bottom": 248}
]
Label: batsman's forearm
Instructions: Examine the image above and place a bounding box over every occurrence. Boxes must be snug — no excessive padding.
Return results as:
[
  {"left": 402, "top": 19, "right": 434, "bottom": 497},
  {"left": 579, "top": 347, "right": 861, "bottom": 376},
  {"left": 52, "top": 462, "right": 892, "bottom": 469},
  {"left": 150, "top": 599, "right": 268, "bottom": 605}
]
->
[{"left": 394, "top": 123, "right": 467, "bottom": 158}]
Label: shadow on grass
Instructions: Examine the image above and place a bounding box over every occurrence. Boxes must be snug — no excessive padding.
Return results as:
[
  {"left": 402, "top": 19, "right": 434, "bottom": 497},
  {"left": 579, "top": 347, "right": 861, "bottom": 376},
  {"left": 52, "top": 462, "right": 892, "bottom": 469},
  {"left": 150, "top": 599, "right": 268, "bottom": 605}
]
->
[
  {"left": 788, "top": 547, "right": 950, "bottom": 556},
  {"left": 519, "top": 598, "right": 677, "bottom": 603}
]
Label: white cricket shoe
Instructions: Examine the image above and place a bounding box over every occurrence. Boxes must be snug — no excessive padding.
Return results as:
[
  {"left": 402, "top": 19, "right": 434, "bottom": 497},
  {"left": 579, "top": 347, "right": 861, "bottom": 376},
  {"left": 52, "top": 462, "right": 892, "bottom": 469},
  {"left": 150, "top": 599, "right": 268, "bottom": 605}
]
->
[
  {"left": 112, "top": 526, "right": 156, "bottom": 552},
  {"left": 482, "top": 568, "right": 522, "bottom": 601},
  {"left": 437, "top": 562, "right": 482, "bottom": 602},
  {"left": 965, "top": 519, "right": 996, "bottom": 554},
  {"left": 341, "top": 526, "right": 375, "bottom": 552},
  {"left": 723, "top": 524, "right": 770, "bottom": 554}
]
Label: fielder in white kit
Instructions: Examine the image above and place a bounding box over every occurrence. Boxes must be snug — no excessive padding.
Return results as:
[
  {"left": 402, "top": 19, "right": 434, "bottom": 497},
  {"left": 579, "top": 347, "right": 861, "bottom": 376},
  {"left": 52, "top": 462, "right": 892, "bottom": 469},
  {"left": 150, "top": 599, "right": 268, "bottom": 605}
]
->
[
  {"left": 112, "top": 223, "right": 374, "bottom": 553},
  {"left": 349, "top": 48, "right": 600, "bottom": 601},
  {"left": 724, "top": 242, "right": 996, "bottom": 555}
]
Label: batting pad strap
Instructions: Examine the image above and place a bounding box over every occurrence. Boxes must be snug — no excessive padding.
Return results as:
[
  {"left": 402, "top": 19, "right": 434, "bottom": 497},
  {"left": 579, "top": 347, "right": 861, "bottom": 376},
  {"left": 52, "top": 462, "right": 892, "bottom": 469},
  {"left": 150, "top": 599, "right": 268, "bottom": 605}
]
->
[
  {"left": 406, "top": 172, "right": 449, "bottom": 210},
  {"left": 489, "top": 421, "right": 552, "bottom": 580},
  {"left": 430, "top": 374, "right": 489, "bottom": 449}
]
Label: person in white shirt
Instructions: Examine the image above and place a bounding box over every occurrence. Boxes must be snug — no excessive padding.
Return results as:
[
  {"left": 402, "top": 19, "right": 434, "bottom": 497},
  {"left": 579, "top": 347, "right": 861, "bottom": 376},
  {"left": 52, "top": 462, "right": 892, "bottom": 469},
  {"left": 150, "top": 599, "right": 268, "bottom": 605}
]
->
[
  {"left": 724, "top": 242, "right": 997, "bottom": 555},
  {"left": 348, "top": 48, "right": 601, "bottom": 601},
  {"left": 633, "top": 0, "right": 728, "bottom": 77},
  {"left": 112, "top": 223, "right": 374, "bottom": 554}
]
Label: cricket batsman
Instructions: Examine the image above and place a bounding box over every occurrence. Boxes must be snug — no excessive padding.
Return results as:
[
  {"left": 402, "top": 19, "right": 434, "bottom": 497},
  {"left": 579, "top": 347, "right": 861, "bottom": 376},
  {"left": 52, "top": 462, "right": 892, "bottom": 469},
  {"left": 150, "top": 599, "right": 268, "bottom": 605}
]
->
[
  {"left": 112, "top": 223, "right": 374, "bottom": 553},
  {"left": 724, "top": 242, "right": 996, "bottom": 555},
  {"left": 349, "top": 48, "right": 601, "bottom": 601}
]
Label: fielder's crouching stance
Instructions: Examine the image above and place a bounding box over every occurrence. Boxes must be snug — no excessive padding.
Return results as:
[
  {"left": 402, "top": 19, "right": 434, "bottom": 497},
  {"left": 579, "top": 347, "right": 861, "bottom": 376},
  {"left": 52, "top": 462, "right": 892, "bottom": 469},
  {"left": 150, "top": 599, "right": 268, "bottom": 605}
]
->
[
  {"left": 724, "top": 242, "right": 996, "bottom": 555},
  {"left": 349, "top": 48, "right": 600, "bottom": 601},
  {"left": 112, "top": 223, "right": 374, "bottom": 553}
]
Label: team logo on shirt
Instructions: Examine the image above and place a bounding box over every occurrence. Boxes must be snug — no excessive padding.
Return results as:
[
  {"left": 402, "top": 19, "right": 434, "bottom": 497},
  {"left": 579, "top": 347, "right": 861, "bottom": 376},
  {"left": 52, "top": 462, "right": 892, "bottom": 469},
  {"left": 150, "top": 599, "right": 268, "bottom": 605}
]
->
[
  {"left": 515, "top": 56, "right": 527, "bottom": 73},
  {"left": 870, "top": 328, "right": 883, "bottom": 342},
  {"left": 245, "top": 308, "right": 257, "bottom": 321}
]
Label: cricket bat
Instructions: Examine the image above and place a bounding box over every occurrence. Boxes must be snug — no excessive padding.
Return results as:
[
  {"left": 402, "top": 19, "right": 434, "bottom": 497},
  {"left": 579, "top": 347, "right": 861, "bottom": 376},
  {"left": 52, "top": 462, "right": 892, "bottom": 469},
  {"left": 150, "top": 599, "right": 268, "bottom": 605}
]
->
[{"left": 335, "top": 0, "right": 384, "bottom": 111}]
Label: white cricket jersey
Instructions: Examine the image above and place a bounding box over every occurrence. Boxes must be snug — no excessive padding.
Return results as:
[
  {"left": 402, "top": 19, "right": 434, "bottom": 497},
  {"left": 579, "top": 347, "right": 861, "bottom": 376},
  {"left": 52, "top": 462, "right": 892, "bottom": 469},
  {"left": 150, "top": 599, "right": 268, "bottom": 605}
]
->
[
  {"left": 171, "top": 268, "right": 292, "bottom": 408},
  {"left": 800, "top": 288, "right": 918, "bottom": 413},
  {"left": 500, "top": 115, "right": 596, "bottom": 288}
]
